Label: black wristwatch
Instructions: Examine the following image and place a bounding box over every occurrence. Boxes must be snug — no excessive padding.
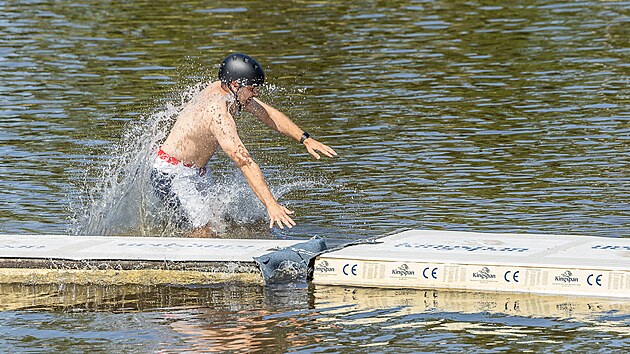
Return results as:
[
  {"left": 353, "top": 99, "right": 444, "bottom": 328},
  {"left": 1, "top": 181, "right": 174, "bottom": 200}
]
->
[{"left": 300, "top": 132, "right": 311, "bottom": 144}]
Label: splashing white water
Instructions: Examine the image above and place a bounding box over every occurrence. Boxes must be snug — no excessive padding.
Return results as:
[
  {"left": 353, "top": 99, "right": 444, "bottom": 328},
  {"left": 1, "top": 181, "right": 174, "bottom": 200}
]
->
[{"left": 71, "top": 82, "right": 309, "bottom": 237}]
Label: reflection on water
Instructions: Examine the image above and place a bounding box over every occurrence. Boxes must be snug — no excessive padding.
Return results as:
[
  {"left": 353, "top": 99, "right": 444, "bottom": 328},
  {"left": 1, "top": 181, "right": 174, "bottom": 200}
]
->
[{"left": 1, "top": 283, "right": 628, "bottom": 351}]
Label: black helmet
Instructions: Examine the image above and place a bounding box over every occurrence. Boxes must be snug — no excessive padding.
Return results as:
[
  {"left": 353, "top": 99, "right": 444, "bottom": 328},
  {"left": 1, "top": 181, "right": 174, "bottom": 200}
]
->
[{"left": 218, "top": 53, "right": 265, "bottom": 86}]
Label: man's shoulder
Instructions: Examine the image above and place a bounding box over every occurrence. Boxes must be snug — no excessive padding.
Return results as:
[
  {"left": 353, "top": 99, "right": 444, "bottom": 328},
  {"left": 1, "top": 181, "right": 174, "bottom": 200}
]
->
[
  {"left": 196, "top": 85, "right": 228, "bottom": 110},
  {"left": 200, "top": 81, "right": 225, "bottom": 95}
]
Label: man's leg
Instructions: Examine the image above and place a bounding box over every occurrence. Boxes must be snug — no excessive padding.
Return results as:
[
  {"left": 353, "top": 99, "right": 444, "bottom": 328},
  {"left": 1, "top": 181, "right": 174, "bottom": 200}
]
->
[{"left": 170, "top": 172, "right": 218, "bottom": 237}]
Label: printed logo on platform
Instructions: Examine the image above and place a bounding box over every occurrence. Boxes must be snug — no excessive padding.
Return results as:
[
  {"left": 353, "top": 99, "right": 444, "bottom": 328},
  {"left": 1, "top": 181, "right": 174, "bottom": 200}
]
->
[
  {"left": 472, "top": 267, "right": 497, "bottom": 280},
  {"left": 554, "top": 270, "right": 579, "bottom": 284},
  {"left": 314, "top": 260, "right": 336, "bottom": 273},
  {"left": 392, "top": 264, "right": 416, "bottom": 277}
]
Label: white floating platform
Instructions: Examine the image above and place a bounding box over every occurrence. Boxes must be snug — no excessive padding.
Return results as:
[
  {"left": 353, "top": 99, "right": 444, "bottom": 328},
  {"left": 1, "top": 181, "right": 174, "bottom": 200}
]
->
[
  {"left": 0, "top": 234, "right": 300, "bottom": 262},
  {"left": 313, "top": 230, "right": 630, "bottom": 298},
  {"left": 0, "top": 234, "right": 305, "bottom": 285},
  {"left": 2, "top": 230, "right": 629, "bottom": 298}
]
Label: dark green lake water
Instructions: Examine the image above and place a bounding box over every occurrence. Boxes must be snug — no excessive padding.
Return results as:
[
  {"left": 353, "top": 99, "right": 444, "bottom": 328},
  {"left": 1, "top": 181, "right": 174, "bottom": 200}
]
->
[{"left": 1, "top": 0, "right": 628, "bottom": 351}]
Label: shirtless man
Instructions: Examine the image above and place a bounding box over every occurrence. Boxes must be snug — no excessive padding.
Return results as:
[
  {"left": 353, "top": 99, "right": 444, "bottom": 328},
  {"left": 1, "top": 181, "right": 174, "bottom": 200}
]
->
[{"left": 150, "top": 53, "right": 337, "bottom": 234}]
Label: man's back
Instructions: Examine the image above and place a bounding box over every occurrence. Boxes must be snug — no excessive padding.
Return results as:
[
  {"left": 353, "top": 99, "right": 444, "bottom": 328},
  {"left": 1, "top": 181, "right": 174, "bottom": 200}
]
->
[{"left": 161, "top": 81, "right": 228, "bottom": 167}]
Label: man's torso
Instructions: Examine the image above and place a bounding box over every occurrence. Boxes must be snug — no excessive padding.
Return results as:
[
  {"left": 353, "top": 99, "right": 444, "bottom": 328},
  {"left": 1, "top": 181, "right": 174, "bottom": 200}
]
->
[{"left": 160, "top": 81, "right": 232, "bottom": 167}]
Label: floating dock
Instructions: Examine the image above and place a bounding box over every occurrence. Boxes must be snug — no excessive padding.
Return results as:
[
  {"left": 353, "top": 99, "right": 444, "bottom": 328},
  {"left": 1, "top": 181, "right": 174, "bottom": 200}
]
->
[
  {"left": 1, "top": 230, "right": 629, "bottom": 298},
  {"left": 313, "top": 230, "right": 630, "bottom": 298},
  {"left": 0, "top": 234, "right": 305, "bottom": 285}
]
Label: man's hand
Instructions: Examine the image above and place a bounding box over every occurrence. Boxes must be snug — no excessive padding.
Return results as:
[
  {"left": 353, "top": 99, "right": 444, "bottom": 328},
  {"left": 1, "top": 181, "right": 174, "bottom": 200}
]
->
[
  {"left": 304, "top": 138, "right": 338, "bottom": 160},
  {"left": 267, "top": 203, "right": 296, "bottom": 229}
]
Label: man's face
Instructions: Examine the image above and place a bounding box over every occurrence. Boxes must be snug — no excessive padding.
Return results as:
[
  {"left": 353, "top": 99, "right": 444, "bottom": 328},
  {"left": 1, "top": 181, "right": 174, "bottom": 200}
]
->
[{"left": 233, "top": 83, "right": 261, "bottom": 105}]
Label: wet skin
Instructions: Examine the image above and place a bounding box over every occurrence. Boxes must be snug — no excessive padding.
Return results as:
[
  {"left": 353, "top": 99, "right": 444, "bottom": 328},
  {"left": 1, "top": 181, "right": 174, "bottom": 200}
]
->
[{"left": 161, "top": 80, "right": 337, "bottom": 231}]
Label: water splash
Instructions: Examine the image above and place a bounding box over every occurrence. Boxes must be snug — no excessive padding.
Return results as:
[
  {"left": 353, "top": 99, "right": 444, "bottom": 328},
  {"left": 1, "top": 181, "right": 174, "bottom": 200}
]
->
[{"left": 71, "top": 83, "right": 308, "bottom": 237}]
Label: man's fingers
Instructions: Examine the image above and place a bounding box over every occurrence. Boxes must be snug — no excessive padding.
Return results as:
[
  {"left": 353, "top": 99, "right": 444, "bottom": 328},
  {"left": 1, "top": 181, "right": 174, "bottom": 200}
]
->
[
  {"left": 270, "top": 213, "right": 296, "bottom": 229},
  {"left": 309, "top": 147, "right": 321, "bottom": 160},
  {"left": 274, "top": 218, "right": 285, "bottom": 229},
  {"left": 285, "top": 214, "right": 296, "bottom": 227},
  {"left": 318, "top": 143, "right": 337, "bottom": 158},
  {"left": 306, "top": 141, "right": 337, "bottom": 159},
  {"left": 281, "top": 215, "right": 295, "bottom": 228},
  {"left": 321, "top": 148, "right": 335, "bottom": 158}
]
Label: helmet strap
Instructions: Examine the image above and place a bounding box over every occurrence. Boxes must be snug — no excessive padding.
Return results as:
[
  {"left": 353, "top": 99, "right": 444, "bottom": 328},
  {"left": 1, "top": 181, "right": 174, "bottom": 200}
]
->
[{"left": 227, "top": 82, "right": 243, "bottom": 116}]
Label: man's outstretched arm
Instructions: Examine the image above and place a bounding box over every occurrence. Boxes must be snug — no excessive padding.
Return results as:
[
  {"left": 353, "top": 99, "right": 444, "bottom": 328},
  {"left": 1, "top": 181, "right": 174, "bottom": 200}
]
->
[
  {"left": 210, "top": 109, "right": 296, "bottom": 230},
  {"left": 245, "top": 98, "right": 338, "bottom": 160}
]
